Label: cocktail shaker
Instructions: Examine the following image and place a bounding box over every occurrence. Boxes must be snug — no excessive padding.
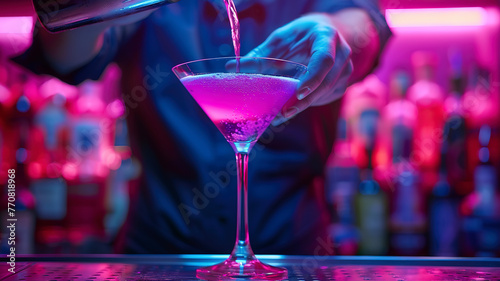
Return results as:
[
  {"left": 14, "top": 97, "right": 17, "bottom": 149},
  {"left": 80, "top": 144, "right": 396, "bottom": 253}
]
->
[{"left": 33, "top": 0, "right": 181, "bottom": 33}]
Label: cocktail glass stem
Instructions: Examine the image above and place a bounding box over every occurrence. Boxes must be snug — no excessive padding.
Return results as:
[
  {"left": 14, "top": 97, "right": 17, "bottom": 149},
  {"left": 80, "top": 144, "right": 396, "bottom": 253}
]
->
[
  {"left": 196, "top": 141, "right": 287, "bottom": 280},
  {"left": 230, "top": 146, "right": 255, "bottom": 262}
]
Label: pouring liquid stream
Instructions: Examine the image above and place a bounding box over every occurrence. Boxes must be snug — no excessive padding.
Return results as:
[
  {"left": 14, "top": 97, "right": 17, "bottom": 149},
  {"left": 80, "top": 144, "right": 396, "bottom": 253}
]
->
[{"left": 223, "top": 0, "right": 240, "bottom": 72}]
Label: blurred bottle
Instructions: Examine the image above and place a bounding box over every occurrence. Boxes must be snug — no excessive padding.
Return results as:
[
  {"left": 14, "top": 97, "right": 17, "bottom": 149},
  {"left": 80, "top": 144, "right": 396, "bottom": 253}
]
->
[
  {"left": 407, "top": 52, "right": 445, "bottom": 191},
  {"left": 388, "top": 72, "right": 415, "bottom": 164},
  {"left": 463, "top": 67, "right": 500, "bottom": 197},
  {"left": 461, "top": 125, "right": 500, "bottom": 257},
  {"left": 62, "top": 80, "right": 108, "bottom": 253},
  {"left": 427, "top": 52, "right": 467, "bottom": 257},
  {"left": 389, "top": 162, "right": 427, "bottom": 256},
  {"left": 105, "top": 119, "right": 142, "bottom": 243},
  {"left": 35, "top": 94, "right": 68, "bottom": 160},
  {"left": 343, "top": 75, "right": 386, "bottom": 169},
  {"left": 326, "top": 118, "right": 359, "bottom": 255},
  {"left": 443, "top": 51, "right": 469, "bottom": 196},
  {"left": 354, "top": 104, "right": 388, "bottom": 255},
  {"left": 31, "top": 93, "right": 69, "bottom": 178},
  {"left": 377, "top": 71, "right": 416, "bottom": 186},
  {"left": 342, "top": 77, "right": 388, "bottom": 255},
  {"left": 380, "top": 69, "right": 427, "bottom": 256},
  {"left": 355, "top": 148, "right": 388, "bottom": 255},
  {"left": 429, "top": 147, "right": 460, "bottom": 256},
  {"left": 30, "top": 93, "right": 70, "bottom": 254},
  {"left": 62, "top": 66, "right": 123, "bottom": 253},
  {"left": 67, "top": 80, "right": 108, "bottom": 180}
]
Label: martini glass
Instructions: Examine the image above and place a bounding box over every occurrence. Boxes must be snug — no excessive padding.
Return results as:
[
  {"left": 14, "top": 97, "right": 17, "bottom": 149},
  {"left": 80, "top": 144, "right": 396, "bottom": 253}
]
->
[{"left": 172, "top": 57, "right": 307, "bottom": 280}]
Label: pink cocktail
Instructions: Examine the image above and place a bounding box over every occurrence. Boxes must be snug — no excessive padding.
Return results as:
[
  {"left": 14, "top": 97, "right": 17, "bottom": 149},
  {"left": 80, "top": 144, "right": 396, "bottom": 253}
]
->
[
  {"left": 181, "top": 73, "right": 299, "bottom": 142},
  {"left": 173, "top": 57, "right": 307, "bottom": 280}
]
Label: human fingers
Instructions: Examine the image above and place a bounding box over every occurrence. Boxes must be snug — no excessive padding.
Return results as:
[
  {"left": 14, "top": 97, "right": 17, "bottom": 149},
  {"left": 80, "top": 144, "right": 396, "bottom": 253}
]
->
[{"left": 295, "top": 26, "right": 341, "bottom": 101}]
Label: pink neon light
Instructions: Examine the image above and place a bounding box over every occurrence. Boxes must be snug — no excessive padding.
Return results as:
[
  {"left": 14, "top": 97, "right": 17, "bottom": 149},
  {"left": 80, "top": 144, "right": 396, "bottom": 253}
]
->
[
  {"left": 0, "top": 16, "right": 34, "bottom": 57},
  {"left": 0, "top": 17, "right": 33, "bottom": 34},
  {"left": 386, "top": 7, "right": 486, "bottom": 27}
]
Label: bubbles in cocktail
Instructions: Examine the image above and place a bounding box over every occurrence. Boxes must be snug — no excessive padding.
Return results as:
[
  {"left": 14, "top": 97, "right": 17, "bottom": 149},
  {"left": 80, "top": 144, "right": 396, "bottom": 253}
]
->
[
  {"left": 180, "top": 72, "right": 298, "bottom": 142},
  {"left": 219, "top": 115, "right": 275, "bottom": 142}
]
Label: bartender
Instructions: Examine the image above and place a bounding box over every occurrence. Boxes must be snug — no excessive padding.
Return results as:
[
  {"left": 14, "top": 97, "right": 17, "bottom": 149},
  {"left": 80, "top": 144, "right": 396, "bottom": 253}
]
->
[{"left": 16, "top": 0, "right": 390, "bottom": 254}]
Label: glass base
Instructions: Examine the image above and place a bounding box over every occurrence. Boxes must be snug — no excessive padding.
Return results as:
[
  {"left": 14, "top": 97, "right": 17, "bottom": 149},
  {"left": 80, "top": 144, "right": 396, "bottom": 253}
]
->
[{"left": 196, "top": 257, "right": 287, "bottom": 280}]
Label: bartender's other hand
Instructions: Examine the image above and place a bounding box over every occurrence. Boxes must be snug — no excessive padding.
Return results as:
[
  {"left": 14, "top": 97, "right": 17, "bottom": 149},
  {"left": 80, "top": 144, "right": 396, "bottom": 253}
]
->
[{"left": 245, "top": 13, "right": 353, "bottom": 125}]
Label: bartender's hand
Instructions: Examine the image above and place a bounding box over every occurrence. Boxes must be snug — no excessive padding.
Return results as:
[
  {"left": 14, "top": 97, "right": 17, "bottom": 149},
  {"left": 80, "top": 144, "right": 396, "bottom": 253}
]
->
[
  {"left": 246, "top": 10, "right": 381, "bottom": 125},
  {"left": 246, "top": 13, "right": 352, "bottom": 124}
]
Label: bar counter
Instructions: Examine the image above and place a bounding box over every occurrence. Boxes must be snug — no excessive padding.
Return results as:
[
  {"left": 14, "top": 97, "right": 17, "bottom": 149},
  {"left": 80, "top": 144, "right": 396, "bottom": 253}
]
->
[{"left": 1, "top": 254, "right": 499, "bottom": 280}]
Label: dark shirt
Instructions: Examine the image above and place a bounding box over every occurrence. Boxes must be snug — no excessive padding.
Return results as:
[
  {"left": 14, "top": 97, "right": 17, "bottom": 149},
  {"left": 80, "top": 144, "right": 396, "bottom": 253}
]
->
[{"left": 16, "top": 0, "right": 390, "bottom": 254}]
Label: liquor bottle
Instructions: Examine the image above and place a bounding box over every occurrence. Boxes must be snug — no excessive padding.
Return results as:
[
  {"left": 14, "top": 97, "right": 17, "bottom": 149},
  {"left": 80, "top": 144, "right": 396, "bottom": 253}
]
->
[
  {"left": 462, "top": 68, "right": 500, "bottom": 196},
  {"left": 64, "top": 75, "right": 121, "bottom": 253},
  {"left": 379, "top": 71, "right": 416, "bottom": 181},
  {"left": 407, "top": 52, "right": 445, "bottom": 191},
  {"left": 444, "top": 51, "right": 468, "bottom": 195},
  {"left": 461, "top": 125, "right": 500, "bottom": 257},
  {"left": 345, "top": 83, "right": 388, "bottom": 255},
  {"left": 388, "top": 72, "right": 415, "bottom": 163},
  {"left": 29, "top": 94, "right": 70, "bottom": 253},
  {"left": 34, "top": 0, "right": 181, "bottom": 32},
  {"left": 343, "top": 75, "right": 386, "bottom": 169},
  {"left": 355, "top": 148, "right": 387, "bottom": 255},
  {"left": 389, "top": 162, "right": 427, "bottom": 256},
  {"left": 104, "top": 118, "right": 141, "bottom": 240},
  {"left": 63, "top": 80, "right": 106, "bottom": 251},
  {"left": 67, "top": 80, "right": 109, "bottom": 180},
  {"left": 429, "top": 146, "right": 460, "bottom": 256},
  {"left": 33, "top": 94, "right": 68, "bottom": 174},
  {"left": 326, "top": 118, "right": 359, "bottom": 255}
]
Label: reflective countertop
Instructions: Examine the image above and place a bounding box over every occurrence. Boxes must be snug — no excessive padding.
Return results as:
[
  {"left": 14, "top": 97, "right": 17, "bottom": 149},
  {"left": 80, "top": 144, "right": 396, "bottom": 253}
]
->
[{"left": 1, "top": 254, "right": 499, "bottom": 280}]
